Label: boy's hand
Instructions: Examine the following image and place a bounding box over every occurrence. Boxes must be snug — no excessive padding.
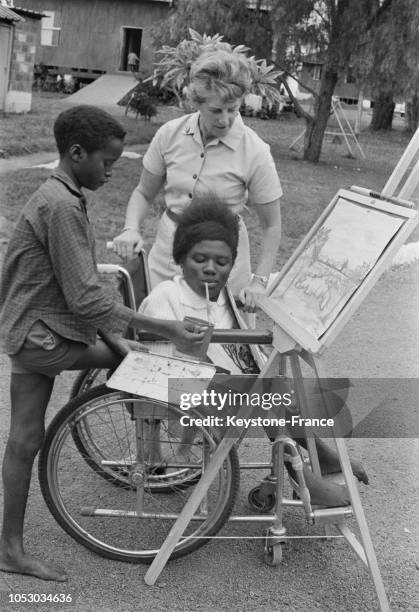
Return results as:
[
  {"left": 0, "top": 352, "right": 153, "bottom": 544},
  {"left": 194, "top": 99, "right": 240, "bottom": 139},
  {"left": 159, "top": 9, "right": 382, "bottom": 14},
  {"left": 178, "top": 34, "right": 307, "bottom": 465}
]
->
[
  {"left": 112, "top": 228, "right": 144, "bottom": 260},
  {"left": 110, "top": 336, "right": 144, "bottom": 357},
  {"left": 161, "top": 320, "right": 206, "bottom": 353},
  {"left": 98, "top": 330, "right": 144, "bottom": 358},
  {"left": 122, "top": 338, "right": 147, "bottom": 353}
]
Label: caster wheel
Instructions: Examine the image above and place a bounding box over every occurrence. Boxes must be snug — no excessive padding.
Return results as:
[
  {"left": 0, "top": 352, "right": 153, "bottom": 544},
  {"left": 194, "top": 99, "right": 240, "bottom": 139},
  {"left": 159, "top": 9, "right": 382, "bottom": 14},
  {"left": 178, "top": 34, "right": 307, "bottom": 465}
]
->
[
  {"left": 264, "top": 542, "right": 283, "bottom": 566},
  {"left": 248, "top": 486, "right": 276, "bottom": 513}
]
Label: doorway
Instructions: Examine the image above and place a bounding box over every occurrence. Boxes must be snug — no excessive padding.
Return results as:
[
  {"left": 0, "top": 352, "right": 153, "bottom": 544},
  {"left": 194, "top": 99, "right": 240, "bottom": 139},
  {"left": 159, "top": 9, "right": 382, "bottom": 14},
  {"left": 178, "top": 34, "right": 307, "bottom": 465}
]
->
[
  {"left": 0, "top": 23, "right": 12, "bottom": 110},
  {"left": 120, "top": 27, "right": 143, "bottom": 71}
]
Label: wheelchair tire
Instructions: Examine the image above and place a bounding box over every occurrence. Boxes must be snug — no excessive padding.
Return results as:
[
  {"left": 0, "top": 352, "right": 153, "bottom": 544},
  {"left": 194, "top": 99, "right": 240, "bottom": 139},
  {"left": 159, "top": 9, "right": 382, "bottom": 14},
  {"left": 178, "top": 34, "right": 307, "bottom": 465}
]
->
[
  {"left": 39, "top": 385, "right": 240, "bottom": 563},
  {"left": 70, "top": 368, "right": 106, "bottom": 397}
]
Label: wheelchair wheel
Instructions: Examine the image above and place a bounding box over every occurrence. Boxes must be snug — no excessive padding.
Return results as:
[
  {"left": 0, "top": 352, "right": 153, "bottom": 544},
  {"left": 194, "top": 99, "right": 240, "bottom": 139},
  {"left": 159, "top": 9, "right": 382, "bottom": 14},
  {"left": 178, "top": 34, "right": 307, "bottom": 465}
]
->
[
  {"left": 70, "top": 374, "right": 199, "bottom": 492},
  {"left": 70, "top": 368, "right": 134, "bottom": 487},
  {"left": 70, "top": 368, "right": 107, "bottom": 397},
  {"left": 39, "top": 385, "right": 240, "bottom": 563}
]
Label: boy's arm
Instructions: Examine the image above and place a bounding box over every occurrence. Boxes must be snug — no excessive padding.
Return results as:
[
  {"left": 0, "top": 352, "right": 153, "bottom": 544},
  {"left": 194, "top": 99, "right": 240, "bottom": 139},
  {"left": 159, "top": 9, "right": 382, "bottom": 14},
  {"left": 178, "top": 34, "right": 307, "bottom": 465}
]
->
[
  {"left": 48, "top": 203, "right": 132, "bottom": 334},
  {"left": 48, "top": 203, "right": 204, "bottom": 350}
]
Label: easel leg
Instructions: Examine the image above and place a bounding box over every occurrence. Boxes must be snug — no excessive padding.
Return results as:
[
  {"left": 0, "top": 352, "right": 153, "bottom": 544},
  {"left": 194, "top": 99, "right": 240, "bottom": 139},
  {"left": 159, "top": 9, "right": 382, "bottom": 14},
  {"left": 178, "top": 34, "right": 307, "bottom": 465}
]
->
[
  {"left": 144, "top": 350, "right": 282, "bottom": 586},
  {"left": 312, "top": 357, "right": 390, "bottom": 611},
  {"left": 288, "top": 353, "right": 322, "bottom": 476},
  {"left": 144, "top": 433, "right": 237, "bottom": 585}
]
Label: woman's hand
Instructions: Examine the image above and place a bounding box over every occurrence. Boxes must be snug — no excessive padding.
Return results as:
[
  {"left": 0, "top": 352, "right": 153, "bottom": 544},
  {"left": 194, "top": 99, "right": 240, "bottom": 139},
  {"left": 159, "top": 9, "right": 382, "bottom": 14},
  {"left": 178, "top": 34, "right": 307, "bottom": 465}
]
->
[
  {"left": 111, "top": 228, "right": 144, "bottom": 260},
  {"left": 160, "top": 320, "right": 206, "bottom": 354},
  {"left": 239, "top": 276, "right": 267, "bottom": 312}
]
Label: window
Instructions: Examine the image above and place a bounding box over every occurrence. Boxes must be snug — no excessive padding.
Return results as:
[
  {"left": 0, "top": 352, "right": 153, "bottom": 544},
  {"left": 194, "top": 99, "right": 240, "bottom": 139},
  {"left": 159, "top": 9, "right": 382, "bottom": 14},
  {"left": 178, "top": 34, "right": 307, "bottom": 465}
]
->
[
  {"left": 312, "top": 65, "right": 322, "bottom": 81},
  {"left": 41, "top": 11, "right": 61, "bottom": 46}
]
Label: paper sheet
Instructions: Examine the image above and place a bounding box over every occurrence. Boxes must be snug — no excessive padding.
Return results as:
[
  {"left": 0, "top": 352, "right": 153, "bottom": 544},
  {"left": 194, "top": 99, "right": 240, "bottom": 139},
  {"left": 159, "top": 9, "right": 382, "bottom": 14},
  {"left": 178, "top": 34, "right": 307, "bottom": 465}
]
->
[
  {"left": 268, "top": 198, "right": 404, "bottom": 338},
  {"left": 106, "top": 351, "right": 216, "bottom": 403}
]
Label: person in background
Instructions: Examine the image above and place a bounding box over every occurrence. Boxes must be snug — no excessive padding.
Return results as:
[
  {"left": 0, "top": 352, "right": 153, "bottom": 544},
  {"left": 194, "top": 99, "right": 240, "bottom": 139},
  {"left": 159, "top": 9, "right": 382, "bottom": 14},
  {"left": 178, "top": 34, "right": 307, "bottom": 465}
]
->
[{"left": 127, "top": 51, "right": 139, "bottom": 74}]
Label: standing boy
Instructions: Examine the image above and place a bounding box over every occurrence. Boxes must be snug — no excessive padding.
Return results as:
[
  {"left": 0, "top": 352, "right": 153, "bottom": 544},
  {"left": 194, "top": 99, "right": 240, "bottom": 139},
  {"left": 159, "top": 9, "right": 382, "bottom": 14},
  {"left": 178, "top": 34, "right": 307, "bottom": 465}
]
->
[{"left": 0, "top": 105, "right": 204, "bottom": 581}]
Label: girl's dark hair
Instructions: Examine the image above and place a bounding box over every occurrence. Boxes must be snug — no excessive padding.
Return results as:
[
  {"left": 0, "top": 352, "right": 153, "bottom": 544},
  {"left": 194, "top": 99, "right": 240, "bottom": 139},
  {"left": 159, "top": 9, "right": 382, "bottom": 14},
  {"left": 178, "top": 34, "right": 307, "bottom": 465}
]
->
[
  {"left": 54, "top": 105, "right": 126, "bottom": 156},
  {"left": 173, "top": 194, "right": 240, "bottom": 264}
]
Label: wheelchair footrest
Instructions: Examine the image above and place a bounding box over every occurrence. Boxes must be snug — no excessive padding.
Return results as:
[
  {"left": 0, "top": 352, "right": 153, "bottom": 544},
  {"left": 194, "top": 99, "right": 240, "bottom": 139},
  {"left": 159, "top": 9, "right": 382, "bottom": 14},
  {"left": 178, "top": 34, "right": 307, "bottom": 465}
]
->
[{"left": 312, "top": 506, "right": 353, "bottom": 524}]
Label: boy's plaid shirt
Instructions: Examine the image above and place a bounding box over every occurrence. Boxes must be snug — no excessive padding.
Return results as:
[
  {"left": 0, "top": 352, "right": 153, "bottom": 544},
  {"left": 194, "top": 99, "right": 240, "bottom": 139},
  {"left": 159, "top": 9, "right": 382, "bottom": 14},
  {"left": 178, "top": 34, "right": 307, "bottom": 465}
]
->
[{"left": 0, "top": 169, "right": 133, "bottom": 354}]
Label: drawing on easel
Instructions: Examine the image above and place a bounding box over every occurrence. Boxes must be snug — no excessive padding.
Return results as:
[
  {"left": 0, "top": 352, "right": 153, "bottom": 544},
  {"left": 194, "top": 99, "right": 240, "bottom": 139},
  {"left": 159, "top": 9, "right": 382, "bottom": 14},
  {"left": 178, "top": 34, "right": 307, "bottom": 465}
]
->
[
  {"left": 271, "top": 198, "right": 403, "bottom": 338},
  {"left": 259, "top": 188, "right": 418, "bottom": 352}
]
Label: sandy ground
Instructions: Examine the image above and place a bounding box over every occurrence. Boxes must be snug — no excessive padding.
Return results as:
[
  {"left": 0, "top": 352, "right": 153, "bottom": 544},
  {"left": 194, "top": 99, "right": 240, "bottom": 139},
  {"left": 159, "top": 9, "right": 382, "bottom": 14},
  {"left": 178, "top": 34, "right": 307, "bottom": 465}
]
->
[
  {"left": 0, "top": 247, "right": 417, "bottom": 611},
  {"left": 0, "top": 129, "right": 418, "bottom": 610}
]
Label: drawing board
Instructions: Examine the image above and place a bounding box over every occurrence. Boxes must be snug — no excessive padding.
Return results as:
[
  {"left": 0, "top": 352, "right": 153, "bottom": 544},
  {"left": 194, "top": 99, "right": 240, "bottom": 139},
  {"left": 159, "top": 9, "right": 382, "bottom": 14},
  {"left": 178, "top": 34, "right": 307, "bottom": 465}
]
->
[
  {"left": 258, "top": 188, "right": 418, "bottom": 354},
  {"left": 106, "top": 351, "right": 216, "bottom": 403}
]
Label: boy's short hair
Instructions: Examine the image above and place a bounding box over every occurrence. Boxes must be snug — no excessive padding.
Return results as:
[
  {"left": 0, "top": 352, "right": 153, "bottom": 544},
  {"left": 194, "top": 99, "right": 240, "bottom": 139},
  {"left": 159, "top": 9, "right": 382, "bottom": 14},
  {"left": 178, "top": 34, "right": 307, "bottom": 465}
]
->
[
  {"left": 54, "top": 105, "right": 126, "bottom": 156},
  {"left": 173, "top": 194, "right": 240, "bottom": 264}
]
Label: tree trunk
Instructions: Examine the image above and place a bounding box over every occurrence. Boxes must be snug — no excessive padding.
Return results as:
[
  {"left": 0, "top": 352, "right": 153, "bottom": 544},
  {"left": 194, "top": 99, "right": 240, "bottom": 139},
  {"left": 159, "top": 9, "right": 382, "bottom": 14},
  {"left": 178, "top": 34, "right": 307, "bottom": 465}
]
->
[
  {"left": 303, "top": 68, "right": 338, "bottom": 162},
  {"left": 370, "top": 91, "right": 395, "bottom": 130},
  {"left": 406, "top": 92, "right": 418, "bottom": 134}
]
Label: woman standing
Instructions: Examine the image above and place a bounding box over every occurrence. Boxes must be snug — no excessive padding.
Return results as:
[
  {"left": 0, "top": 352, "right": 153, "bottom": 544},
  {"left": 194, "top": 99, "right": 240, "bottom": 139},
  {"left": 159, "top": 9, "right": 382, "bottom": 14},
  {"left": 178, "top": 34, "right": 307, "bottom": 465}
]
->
[{"left": 112, "top": 50, "right": 282, "bottom": 310}]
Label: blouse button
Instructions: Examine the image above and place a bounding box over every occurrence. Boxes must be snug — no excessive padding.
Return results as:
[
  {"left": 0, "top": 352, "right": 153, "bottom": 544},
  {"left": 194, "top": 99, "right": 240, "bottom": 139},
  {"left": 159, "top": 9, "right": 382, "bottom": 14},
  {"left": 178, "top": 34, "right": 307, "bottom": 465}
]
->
[
  {"left": 193, "top": 174, "right": 197, "bottom": 179},
  {"left": 188, "top": 193, "right": 193, "bottom": 198}
]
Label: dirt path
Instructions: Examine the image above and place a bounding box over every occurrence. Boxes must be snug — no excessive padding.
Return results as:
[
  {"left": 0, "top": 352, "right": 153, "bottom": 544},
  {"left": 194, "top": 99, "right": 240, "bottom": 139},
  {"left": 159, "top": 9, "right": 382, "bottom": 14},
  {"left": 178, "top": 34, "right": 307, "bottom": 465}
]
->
[
  {"left": 0, "top": 145, "right": 147, "bottom": 175},
  {"left": 0, "top": 260, "right": 417, "bottom": 611},
  {"left": 0, "top": 139, "right": 417, "bottom": 610}
]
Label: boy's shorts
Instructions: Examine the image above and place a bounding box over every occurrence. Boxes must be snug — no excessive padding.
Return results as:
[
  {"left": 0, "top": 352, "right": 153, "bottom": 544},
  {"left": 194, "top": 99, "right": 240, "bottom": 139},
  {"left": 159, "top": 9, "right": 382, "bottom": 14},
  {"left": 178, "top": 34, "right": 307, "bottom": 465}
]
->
[{"left": 9, "top": 321, "right": 87, "bottom": 378}]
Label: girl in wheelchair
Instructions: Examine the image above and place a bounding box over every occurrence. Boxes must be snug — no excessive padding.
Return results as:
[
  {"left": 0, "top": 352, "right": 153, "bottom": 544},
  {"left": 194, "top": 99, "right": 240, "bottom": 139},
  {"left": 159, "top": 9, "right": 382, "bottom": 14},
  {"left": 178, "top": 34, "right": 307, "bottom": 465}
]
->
[{"left": 139, "top": 195, "right": 369, "bottom": 507}]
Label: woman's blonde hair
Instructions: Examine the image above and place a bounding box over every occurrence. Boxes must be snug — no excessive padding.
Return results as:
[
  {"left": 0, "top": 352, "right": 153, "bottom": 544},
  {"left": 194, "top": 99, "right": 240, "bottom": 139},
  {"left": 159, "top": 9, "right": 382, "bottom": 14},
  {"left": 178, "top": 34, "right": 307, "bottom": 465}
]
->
[{"left": 185, "top": 50, "right": 252, "bottom": 106}]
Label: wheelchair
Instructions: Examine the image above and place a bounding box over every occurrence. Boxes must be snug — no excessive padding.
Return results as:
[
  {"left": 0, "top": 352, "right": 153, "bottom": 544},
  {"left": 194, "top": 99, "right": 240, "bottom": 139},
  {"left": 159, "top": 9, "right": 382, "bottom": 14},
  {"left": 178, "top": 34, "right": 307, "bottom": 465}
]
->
[{"left": 37, "top": 252, "right": 351, "bottom": 566}]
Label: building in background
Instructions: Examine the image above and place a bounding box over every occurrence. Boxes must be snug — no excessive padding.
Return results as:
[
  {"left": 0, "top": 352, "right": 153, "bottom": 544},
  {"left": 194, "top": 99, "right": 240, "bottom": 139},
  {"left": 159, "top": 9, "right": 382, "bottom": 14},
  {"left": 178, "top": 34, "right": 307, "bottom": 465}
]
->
[
  {"left": 0, "top": 1, "right": 43, "bottom": 112},
  {"left": 298, "top": 53, "right": 362, "bottom": 105},
  {"left": 15, "top": 0, "right": 172, "bottom": 84}
]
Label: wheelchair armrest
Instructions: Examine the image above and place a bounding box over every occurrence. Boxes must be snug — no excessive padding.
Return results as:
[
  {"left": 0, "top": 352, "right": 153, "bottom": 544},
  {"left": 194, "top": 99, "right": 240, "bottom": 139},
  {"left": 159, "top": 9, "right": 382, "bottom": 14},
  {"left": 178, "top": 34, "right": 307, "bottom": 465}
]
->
[
  {"left": 136, "top": 329, "right": 273, "bottom": 344},
  {"left": 211, "top": 329, "right": 273, "bottom": 344}
]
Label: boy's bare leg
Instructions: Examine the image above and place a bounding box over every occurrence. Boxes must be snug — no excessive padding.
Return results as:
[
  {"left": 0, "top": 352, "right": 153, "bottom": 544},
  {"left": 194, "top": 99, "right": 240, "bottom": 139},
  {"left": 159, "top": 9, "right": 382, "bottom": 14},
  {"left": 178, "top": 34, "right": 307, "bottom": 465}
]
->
[
  {"left": 0, "top": 342, "right": 120, "bottom": 581},
  {"left": 0, "top": 372, "right": 67, "bottom": 581}
]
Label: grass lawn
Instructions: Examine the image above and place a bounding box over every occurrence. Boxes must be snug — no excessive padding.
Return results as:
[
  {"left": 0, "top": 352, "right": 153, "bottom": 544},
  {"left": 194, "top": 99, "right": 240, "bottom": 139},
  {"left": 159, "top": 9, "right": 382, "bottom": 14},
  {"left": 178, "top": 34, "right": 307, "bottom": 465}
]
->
[
  {"left": 0, "top": 91, "right": 161, "bottom": 157},
  {"left": 1, "top": 92, "right": 417, "bottom": 273}
]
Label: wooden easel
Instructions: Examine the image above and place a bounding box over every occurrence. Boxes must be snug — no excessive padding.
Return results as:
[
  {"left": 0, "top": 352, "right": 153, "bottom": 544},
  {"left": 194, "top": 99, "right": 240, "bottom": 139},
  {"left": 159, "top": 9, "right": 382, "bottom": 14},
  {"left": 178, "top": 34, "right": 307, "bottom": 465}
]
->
[
  {"left": 382, "top": 127, "right": 419, "bottom": 200},
  {"left": 143, "top": 325, "right": 389, "bottom": 610},
  {"left": 144, "top": 183, "right": 418, "bottom": 610},
  {"left": 289, "top": 97, "right": 366, "bottom": 159}
]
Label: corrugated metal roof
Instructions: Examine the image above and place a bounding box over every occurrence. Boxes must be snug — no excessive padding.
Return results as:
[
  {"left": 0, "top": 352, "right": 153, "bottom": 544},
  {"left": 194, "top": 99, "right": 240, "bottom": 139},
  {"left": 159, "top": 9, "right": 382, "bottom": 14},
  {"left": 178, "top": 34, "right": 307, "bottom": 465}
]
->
[
  {"left": 0, "top": 5, "right": 24, "bottom": 21},
  {"left": 14, "top": 6, "right": 45, "bottom": 18}
]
